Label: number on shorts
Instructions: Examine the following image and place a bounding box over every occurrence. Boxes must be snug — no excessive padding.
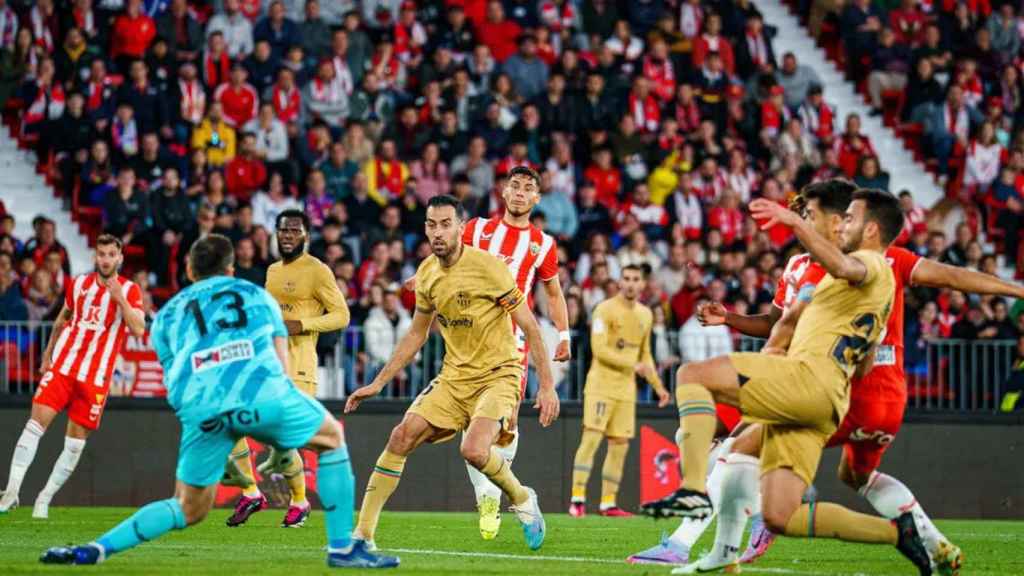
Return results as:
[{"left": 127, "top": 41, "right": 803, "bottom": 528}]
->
[{"left": 831, "top": 313, "right": 877, "bottom": 370}]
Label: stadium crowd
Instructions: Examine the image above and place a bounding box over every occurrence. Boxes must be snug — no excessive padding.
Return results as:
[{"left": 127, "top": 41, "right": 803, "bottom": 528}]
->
[{"left": 0, "top": 0, "right": 1023, "bottom": 395}]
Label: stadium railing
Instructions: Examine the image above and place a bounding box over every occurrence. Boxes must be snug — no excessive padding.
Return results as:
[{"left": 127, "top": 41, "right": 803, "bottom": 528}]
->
[{"left": 0, "top": 321, "right": 1018, "bottom": 414}]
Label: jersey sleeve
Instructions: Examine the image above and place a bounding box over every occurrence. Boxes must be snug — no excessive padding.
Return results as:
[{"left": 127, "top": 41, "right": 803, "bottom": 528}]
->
[
  {"left": 414, "top": 261, "right": 435, "bottom": 314},
  {"left": 462, "top": 218, "right": 478, "bottom": 246},
  {"left": 303, "top": 263, "right": 351, "bottom": 332},
  {"left": 150, "top": 308, "right": 171, "bottom": 368},
  {"left": 537, "top": 235, "right": 559, "bottom": 282},
  {"left": 126, "top": 283, "right": 143, "bottom": 310},
  {"left": 850, "top": 250, "right": 889, "bottom": 287},
  {"left": 771, "top": 274, "right": 787, "bottom": 308},
  {"left": 889, "top": 246, "right": 922, "bottom": 286},
  {"left": 64, "top": 277, "right": 74, "bottom": 309}
]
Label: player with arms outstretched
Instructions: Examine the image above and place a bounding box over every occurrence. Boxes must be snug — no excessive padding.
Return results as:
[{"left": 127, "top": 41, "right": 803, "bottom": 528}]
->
[
  {"left": 39, "top": 235, "right": 398, "bottom": 568},
  {"left": 642, "top": 190, "right": 943, "bottom": 575},
  {"left": 569, "top": 264, "right": 670, "bottom": 518},
  {"left": 0, "top": 235, "right": 145, "bottom": 518},
  {"left": 461, "top": 165, "right": 571, "bottom": 539},
  {"left": 223, "top": 209, "right": 350, "bottom": 529},
  {"left": 345, "top": 195, "right": 560, "bottom": 552}
]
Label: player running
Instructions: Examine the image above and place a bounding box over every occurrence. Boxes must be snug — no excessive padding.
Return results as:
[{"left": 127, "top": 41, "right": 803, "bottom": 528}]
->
[
  {"left": 461, "top": 165, "right": 571, "bottom": 539},
  {"left": 222, "top": 209, "right": 350, "bottom": 529},
  {"left": 642, "top": 190, "right": 943, "bottom": 575},
  {"left": 40, "top": 235, "right": 398, "bottom": 568},
  {"left": 0, "top": 235, "right": 145, "bottom": 518},
  {"left": 569, "top": 264, "right": 669, "bottom": 518},
  {"left": 345, "top": 195, "right": 560, "bottom": 552}
]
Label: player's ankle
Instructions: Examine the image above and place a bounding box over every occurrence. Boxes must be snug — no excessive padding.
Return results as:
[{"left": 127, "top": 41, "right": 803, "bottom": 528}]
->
[
  {"left": 290, "top": 498, "right": 308, "bottom": 508},
  {"left": 242, "top": 487, "right": 261, "bottom": 498}
]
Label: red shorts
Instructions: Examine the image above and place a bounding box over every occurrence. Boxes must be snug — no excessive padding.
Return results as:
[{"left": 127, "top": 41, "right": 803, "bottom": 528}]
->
[
  {"left": 825, "top": 397, "right": 905, "bottom": 475},
  {"left": 716, "top": 403, "right": 742, "bottom": 433},
  {"left": 33, "top": 370, "right": 111, "bottom": 430}
]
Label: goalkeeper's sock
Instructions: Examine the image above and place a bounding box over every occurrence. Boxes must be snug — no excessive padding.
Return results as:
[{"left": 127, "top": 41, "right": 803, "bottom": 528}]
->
[
  {"left": 95, "top": 498, "right": 186, "bottom": 556},
  {"left": 281, "top": 449, "right": 307, "bottom": 507},
  {"left": 355, "top": 450, "right": 406, "bottom": 541},
  {"left": 318, "top": 445, "right": 355, "bottom": 553}
]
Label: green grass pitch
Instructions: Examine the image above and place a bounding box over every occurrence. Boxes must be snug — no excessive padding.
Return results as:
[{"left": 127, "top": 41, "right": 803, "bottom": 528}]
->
[{"left": 1, "top": 507, "right": 1021, "bottom": 575}]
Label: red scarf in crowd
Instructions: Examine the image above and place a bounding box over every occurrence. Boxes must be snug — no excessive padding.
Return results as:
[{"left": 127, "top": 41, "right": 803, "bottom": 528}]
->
[{"left": 375, "top": 158, "right": 404, "bottom": 197}]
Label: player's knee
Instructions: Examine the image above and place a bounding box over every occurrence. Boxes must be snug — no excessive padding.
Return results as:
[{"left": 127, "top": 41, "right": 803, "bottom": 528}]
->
[
  {"left": 386, "top": 423, "right": 417, "bottom": 455},
  {"left": 761, "top": 501, "right": 795, "bottom": 535},
  {"left": 837, "top": 461, "right": 870, "bottom": 490},
  {"left": 460, "top": 443, "right": 490, "bottom": 469},
  {"left": 178, "top": 494, "right": 211, "bottom": 526},
  {"left": 318, "top": 417, "right": 343, "bottom": 451}
]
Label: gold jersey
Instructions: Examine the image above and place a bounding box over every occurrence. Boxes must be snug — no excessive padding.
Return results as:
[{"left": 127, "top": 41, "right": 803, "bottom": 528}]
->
[
  {"left": 585, "top": 295, "right": 664, "bottom": 402},
  {"left": 265, "top": 253, "right": 350, "bottom": 385},
  {"left": 415, "top": 246, "right": 524, "bottom": 386},
  {"left": 787, "top": 249, "right": 895, "bottom": 415}
]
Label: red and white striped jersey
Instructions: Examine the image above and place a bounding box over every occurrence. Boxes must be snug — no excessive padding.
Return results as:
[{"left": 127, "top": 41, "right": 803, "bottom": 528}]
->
[
  {"left": 50, "top": 273, "right": 143, "bottom": 388},
  {"left": 463, "top": 216, "right": 559, "bottom": 308},
  {"left": 772, "top": 253, "right": 826, "bottom": 310}
]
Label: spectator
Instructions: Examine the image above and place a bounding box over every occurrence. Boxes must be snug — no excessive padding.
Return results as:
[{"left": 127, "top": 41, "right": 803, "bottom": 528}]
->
[
  {"left": 21, "top": 58, "right": 65, "bottom": 141},
  {"left": 304, "top": 169, "right": 334, "bottom": 228},
  {"left": 364, "top": 281, "right": 413, "bottom": 380},
  {"left": 477, "top": 0, "right": 522, "bottom": 63},
  {"left": 888, "top": 0, "right": 926, "bottom": 46},
  {"left": 986, "top": 4, "right": 1019, "bottom": 62},
  {"left": 853, "top": 156, "right": 890, "bottom": 191},
  {"left": 191, "top": 101, "right": 236, "bottom": 168},
  {"left": 775, "top": 52, "right": 822, "bottom": 111},
  {"left": 300, "top": 0, "right": 332, "bottom": 61},
  {"left": 54, "top": 27, "right": 96, "bottom": 87},
  {"left": 110, "top": 0, "right": 157, "bottom": 72},
  {"left": 866, "top": 28, "right": 911, "bottom": 114},
  {"left": 319, "top": 141, "right": 357, "bottom": 201},
  {"left": 207, "top": 0, "right": 255, "bottom": 59},
  {"left": 606, "top": 20, "right": 644, "bottom": 74},
  {"left": 989, "top": 167, "right": 1023, "bottom": 270},
  {"left": 664, "top": 172, "right": 702, "bottom": 241},
  {"left": 903, "top": 58, "right": 944, "bottom": 124},
  {"left": 103, "top": 167, "right": 151, "bottom": 245},
  {"left": 156, "top": 0, "right": 203, "bottom": 62},
  {"left": 243, "top": 40, "right": 278, "bottom": 96},
  {"left": 928, "top": 85, "right": 983, "bottom": 181},
  {"left": 499, "top": 34, "right": 548, "bottom": 103},
  {"left": 832, "top": 113, "right": 875, "bottom": 178},
  {"left": 692, "top": 12, "right": 734, "bottom": 75},
  {"left": 117, "top": 59, "right": 170, "bottom": 137},
  {"left": 173, "top": 61, "right": 207, "bottom": 135},
  {"left": 678, "top": 293, "right": 733, "bottom": 361},
  {"left": 233, "top": 236, "right": 266, "bottom": 286},
  {"left": 797, "top": 84, "right": 836, "bottom": 148},
  {"left": 255, "top": 1, "right": 301, "bottom": 61},
  {"left": 617, "top": 182, "right": 667, "bottom": 242},
  {"left": 132, "top": 132, "right": 172, "bottom": 192},
  {"left": 25, "top": 268, "right": 60, "bottom": 322},
  {"left": 450, "top": 136, "right": 494, "bottom": 201},
  {"left": 536, "top": 172, "right": 577, "bottom": 240},
  {"left": 409, "top": 142, "right": 449, "bottom": 204},
  {"left": 225, "top": 132, "right": 268, "bottom": 202},
  {"left": 0, "top": 259, "right": 26, "bottom": 321},
  {"left": 305, "top": 58, "right": 349, "bottom": 127},
  {"left": 251, "top": 171, "right": 300, "bottom": 233},
  {"left": 214, "top": 63, "right": 259, "bottom": 128},
  {"left": 962, "top": 120, "right": 1004, "bottom": 197},
  {"left": 617, "top": 229, "right": 661, "bottom": 270},
  {"left": 575, "top": 181, "right": 613, "bottom": 245},
  {"left": 840, "top": 0, "right": 882, "bottom": 79}
]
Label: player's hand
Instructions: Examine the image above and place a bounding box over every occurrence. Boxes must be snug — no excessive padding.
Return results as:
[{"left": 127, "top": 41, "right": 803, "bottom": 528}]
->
[
  {"left": 284, "top": 320, "right": 304, "bottom": 335},
  {"left": 749, "top": 198, "right": 799, "bottom": 230},
  {"left": 100, "top": 274, "right": 122, "bottom": 297},
  {"left": 344, "top": 383, "right": 381, "bottom": 413},
  {"left": 403, "top": 276, "right": 416, "bottom": 292},
  {"left": 697, "top": 301, "right": 727, "bottom": 326},
  {"left": 534, "top": 386, "right": 560, "bottom": 427},
  {"left": 656, "top": 388, "right": 671, "bottom": 408},
  {"left": 552, "top": 340, "right": 572, "bottom": 362},
  {"left": 634, "top": 362, "right": 651, "bottom": 379}
]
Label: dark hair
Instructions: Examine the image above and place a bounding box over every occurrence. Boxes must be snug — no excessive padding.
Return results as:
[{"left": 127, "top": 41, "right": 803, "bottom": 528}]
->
[
  {"left": 95, "top": 234, "right": 123, "bottom": 251},
  {"left": 188, "top": 234, "right": 235, "bottom": 280},
  {"left": 801, "top": 178, "right": 856, "bottom": 216},
  {"left": 853, "top": 188, "right": 904, "bottom": 245},
  {"left": 508, "top": 165, "right": 541, "bottom": 188},
  {"left": 622, "top": 263, "right": 646, "bottom": 277},
  {"left": 276, "top": 209, "right": 310, "bottom": 231},
  {"left": 426, "top": 194, "right": 465, "bottom": 220},
  {"left": 899, "top": 190, "right": 912, "bottom": 198}
]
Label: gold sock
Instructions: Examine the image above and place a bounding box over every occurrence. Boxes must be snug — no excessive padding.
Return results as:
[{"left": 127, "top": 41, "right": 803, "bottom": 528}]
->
[
  {"left": 784, "top": 502, "right": 898, "bottom": 544},
  {"left": 600, "top": 441, "right": 629, "bottom": 508},
  {"left": 281, "top": 449, "right": 307, "bottom": 506},
  {"left": 355, "top": 450, "right": 406, "bottom": 541},
  {"left": 571, "top": 429, "right": 602, "bottom": 503},
  {"left": 230, "top": 438, "right": 260, "bottom": 497},
  {"left": 676, "top": 384, "right": 717, "bottom": 493},
  {"left": 480, "top": 447, "right": 529, "bottom": 506}
]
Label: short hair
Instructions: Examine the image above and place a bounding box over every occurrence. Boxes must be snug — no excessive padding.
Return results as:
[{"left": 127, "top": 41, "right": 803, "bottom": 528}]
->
[
  {"left": 853, "top": 188, "right": 904, "bottom": 245},
  {"left": 276, "top": 209, "right": 310, "bottom": 231},
  {"left": 95, "top": 234, "right": 123, "bottom": 252},
  {"left": 426, "top": 194, "right": 465, "bottom": 220},
  {"left": 188, "top": 234, "right": 235, "bottom": 280},
  {"left": 622, "top": 263, "right": 646, "bottom": 277},
  {"left": 800, "top": 178, "right": 856, "bottom": 216},
  {"left": 508, "top": 165, "right": 541, "bottom": 188}
]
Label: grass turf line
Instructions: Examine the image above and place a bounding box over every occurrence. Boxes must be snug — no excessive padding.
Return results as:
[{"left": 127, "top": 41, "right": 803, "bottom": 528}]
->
[{"left": 1, "top": 508, "right": 1021, "bottom": 575}]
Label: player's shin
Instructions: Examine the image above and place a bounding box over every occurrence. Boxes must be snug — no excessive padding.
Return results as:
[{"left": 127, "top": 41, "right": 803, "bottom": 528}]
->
[
  {"left": 318, "top": 445, "right": 355, "bottom": 553},
  {"left": 599, "top": 441, "right": 628, "bottom": 511},
  {"left": 479, "top": 446, "right": 529, "bottom": 506},
  {"left": 859, "top": 471, "right": 947, "bottom": 554},
  {"left": 94, "top": 498, "right": 187, "bottom": 557},
  {"left": 355, "top": 450, "right": 406, "bottom": 541},
  {"left": 228, "top": 439, "right": 260, "bottom": 498},
  {"left": 1, "top": 419, "right": 44, "bottom": 507},
  {"left": 571, "top": 428, "right": 602, "bottom": 504},
  {"left": 675, "top": 384, "right": 717, "bottom": 493},
  {"left": 783, "top": 501, "right": 897, "bottom": 543},
  {"left": 281, "top": 449, "right": 307, "bottom": 506},
  {"left": 34, "top": 436, "right": 87, "bottom": 514}
]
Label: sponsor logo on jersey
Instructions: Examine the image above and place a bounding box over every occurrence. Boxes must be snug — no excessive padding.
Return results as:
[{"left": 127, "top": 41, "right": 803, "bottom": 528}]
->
[
  {"left": 437, "top": 314, "right": 473, "bottom": 328},
  {"left": 199, "top": 408, "right": 262, "bottom": 433},
  {"left": 191, "top": 340, "right": 255, "bottom": 373},
  {"left": 80, "top": 304, "right": 104, "bottom": 330},
  {"left": 875, "top": 345, "right": 896, "bottom": 366}
]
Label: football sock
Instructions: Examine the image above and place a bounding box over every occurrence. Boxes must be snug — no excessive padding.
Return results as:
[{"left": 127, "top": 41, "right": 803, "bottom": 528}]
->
[
  {"left": 36, "top": 436, "right": 86, "bottom": 503},
  {"left": 479, "top": 447, "right": 529, "bottom": 506},
  {"left": 229, "top": 439, "right": 260, "bottom": 498},
  {"left": 281, "top": 449, "right": 307, "bottom": 507},
  {"left": 860, "top": 471, "right": 945, "bottom": 554},
  {"left": 95, "top": 498, "right": 186, "bottom": 556},
  {"left": 571, "top": 428, "right": 602, "bottom": 503},
  {"left": 783, "top": 501, "right": 897, "bottom": 544},
  {"left": 709, "top": 453, "right": 760, "bottom": 558},
  {"left": 676, "top": 384, "right": 717, "bottom": 493},
  {"left": 356, "top": 450, "right": 405, "bottom": 541},
  {"left": 599, "top": 441, "right": 628, "bottom": 510},
  {"left": 463, "top": 430, "right": 507, "bottom": 503},
  {"left": 668, "top": 440, "right": 734, "bottom": 548},
  {"left": 318, "top": 445, "right": 354, "bottom": 553},
  {"left": 4, "top": 419, "right": 44, "bottom": 495}
]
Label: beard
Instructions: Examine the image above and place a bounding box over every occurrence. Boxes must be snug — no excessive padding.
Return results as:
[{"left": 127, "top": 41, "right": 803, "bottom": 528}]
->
[
  {"left": 95, "top": 264, "right": 117, "bottom": 279},
  {"left": 277, "top": 238, "right": 305, "bottom": 260},
  {"left": 841, "top": 227, "right": 864, "bottom": 254}
]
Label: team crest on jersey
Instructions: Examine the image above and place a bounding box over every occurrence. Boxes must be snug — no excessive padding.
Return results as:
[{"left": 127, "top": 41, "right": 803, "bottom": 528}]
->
[
  {"left": 283, "top": 280, "right": 296, "bottom": 293},
  {"left": 529, "top": 242, "right": 541, "bottom": 255},
  {"left": 456, "top": 291, "right": 471, "bottom": 308}
]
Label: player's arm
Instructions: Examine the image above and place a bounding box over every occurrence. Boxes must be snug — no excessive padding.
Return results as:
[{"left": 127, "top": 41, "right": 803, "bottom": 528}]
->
[
  {"left": 298, "top": 264, "right": 351, "bottom": 334},
  {"left": 762, "top": 297, "right": 810, "bottom": 355},
  {"left": 751, "top": 199, "right": 868, "bottom": 284},
  {"left": 102, "top": 276, "right": 146, "bottom": 337},
  {"left": 274, "top": 336, "right": 291, "bottom": 374},
  {"left": 699, "top": 301, "right": 782, "bottom": 338},
  {"left": 39, "top": 304, "right": 73, "bottom": 374},
  {"left": 910, "top": 258, "right": 1024, "bottom": 298},
  {"left": 510, "top": 301, "right": 561, "bottom": 427},
  {"left": 345, "top": 307, "right": 433, "bottom": 413},
  {"left": 542, "top": 275, "right": 572, "bottom": 361},
  {"left": 590, "top": 306, "right": 642, "bottom": 371},
  {"left": 853, "top": 343, "right": 878, "bottom": 380},
  {"left": 637, "top": 323, "right": 669, "bottom": 407}
]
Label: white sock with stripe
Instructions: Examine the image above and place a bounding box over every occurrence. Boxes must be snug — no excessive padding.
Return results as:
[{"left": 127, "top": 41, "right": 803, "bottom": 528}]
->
[
  {"left": 859, "top": 471, "right": 945, "bottom": 555},
  {"left": 667, "top": 437, "right": 735, "bottom": 550}
]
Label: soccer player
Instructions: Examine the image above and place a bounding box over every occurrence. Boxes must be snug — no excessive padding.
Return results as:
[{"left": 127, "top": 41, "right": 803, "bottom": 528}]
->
[
  {"left": 222, "top": 209, "right": 350, "bottom": 528},
  {"left": 462, "top": 165, "right": 570, "bottom": 539},
  {"left": 569, "top": 264, "right": 669, "bottom": 518},
  {"left": 39, "top": 235, "right": 398, "bottom": 568},
  {"left": 641, "top": 190, "right": 941, "bottom": 575},
  {"left": 0, "top": 235, "right": 145, "bottom": 518},
  {"left": 345, "top": 195, "right": 560, "bottom": 551}
]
